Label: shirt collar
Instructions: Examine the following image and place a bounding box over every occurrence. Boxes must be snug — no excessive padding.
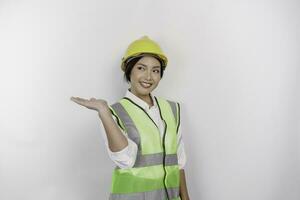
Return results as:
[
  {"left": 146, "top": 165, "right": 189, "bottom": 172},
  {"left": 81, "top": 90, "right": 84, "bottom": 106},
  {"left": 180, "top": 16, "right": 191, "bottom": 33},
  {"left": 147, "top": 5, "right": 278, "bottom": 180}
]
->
[{"left": 125, "top": 88, "right": 157, "bottom": 110}]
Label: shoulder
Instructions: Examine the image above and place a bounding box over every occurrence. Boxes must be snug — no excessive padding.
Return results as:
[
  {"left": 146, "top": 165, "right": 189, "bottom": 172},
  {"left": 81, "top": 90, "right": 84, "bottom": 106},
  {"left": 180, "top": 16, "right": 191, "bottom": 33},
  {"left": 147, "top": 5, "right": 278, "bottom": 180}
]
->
[
  {"left": 156, "top": 96, "right": 181, "bottom": 128},
  {"left": 155, "top": 96, "right": 182, "bottom": 120},
  {"left": 108, "top": 99, "right": 124, "bottom": 117},
  {"left": 109, "top": 98, "right": 125, "bottom": 108},
  {"left": 155, "top": 96, "right": 181, "bottom": 107}
]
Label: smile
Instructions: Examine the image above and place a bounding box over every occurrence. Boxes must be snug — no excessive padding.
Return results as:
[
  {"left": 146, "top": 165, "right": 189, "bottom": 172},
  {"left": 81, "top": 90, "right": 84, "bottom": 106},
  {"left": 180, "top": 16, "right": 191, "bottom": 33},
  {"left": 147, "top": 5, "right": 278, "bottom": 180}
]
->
[{"left": 140, "top": 81, "right": 152, "bottom": 88}]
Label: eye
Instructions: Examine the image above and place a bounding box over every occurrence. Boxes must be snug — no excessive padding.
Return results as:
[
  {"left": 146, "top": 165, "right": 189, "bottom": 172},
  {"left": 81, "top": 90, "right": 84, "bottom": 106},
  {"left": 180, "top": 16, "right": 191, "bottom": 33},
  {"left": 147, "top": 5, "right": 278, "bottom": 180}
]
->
[
  {"left": 137, "top": 66, "right": 145, "bottom": 70},
  {"left": 153, "top": 69, "right": 160, "bottom": 73}
]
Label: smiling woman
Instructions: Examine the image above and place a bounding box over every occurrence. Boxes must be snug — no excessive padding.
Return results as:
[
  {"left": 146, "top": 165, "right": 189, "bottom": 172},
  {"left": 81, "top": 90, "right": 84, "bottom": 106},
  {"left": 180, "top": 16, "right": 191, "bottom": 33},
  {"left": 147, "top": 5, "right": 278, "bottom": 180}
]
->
[
  {"left": 71, "top": 36, "right": 190, "bottom": 200},
  {"left": 125, "top": 56, "right": 163, "bottom": 105}
]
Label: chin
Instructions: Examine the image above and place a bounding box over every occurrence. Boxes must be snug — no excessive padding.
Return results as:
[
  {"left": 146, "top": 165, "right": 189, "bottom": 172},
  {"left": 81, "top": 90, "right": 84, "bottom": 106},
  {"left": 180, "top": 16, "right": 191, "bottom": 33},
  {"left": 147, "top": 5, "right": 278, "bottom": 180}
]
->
[
  {"left": 139, "top": 90, "right": 151, "bottom": 95},
  {"left": 138, "top": 88, "right": 153, "bottom": 95}
]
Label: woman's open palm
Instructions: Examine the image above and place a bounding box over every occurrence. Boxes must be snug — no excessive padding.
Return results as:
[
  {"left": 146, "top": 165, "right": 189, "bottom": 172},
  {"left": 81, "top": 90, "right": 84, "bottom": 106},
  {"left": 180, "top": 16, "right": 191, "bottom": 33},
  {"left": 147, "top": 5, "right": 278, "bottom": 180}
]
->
[{"left": 70, "top": 96, "right": 108, "bottom": 112}]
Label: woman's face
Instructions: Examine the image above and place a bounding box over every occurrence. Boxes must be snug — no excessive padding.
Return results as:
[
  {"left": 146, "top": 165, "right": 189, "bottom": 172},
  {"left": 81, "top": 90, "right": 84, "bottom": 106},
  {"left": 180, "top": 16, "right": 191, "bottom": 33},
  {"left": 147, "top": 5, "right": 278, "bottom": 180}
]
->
[{"left": 129, "top": 56, "right": 162, "bottom": 99}]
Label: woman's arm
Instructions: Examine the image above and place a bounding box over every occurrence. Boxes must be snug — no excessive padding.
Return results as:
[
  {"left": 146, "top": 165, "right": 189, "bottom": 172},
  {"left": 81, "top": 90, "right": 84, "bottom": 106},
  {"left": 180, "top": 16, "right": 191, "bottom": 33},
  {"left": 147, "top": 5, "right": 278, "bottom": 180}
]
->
[
  {"left": 179, "top": 169, "right": 190, "bottom": 200},
  {"left": 70, "top": 97, "right": 128, "bottom": 152},
  {"left": 98, "top": 107, "right": 128, "bottom": 152}
]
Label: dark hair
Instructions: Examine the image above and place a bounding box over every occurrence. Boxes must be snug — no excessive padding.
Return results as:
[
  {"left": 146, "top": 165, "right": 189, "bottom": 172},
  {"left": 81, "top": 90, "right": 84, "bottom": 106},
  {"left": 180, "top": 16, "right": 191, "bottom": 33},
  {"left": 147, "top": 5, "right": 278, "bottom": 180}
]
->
[{"left": 123, "top": 54, "right": 165, "bottom": 83}]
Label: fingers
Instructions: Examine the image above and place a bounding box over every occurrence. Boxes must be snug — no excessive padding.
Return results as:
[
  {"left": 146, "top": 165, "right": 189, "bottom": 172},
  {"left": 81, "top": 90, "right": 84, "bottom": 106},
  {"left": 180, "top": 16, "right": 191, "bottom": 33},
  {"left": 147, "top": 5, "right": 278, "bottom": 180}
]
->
[
  {"left": 70, "top": 96, "right": 101, "bottom": 112},
  {"left": 71, "top": 96, "right": 86, "bottom": 101},
  {"left": 70, "top": 96, "right": 79, "bottom": 102},
  {"left": 71, "top": 96, "right": 94, "bottom": 101},
  {"left": 70, "top": 96, "right": 97, "bottom": 108},
  {"left": 70, "top": 96, "right": 87, "bottom": 106}
]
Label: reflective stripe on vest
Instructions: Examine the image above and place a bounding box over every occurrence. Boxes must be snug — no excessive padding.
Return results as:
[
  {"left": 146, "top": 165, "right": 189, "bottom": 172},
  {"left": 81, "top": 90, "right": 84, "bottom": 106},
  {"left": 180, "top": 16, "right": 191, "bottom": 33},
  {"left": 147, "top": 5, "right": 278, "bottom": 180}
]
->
[
  {"left": 115, "top": 152, "right": 178, "bottom": 169},
  {"left": 108, "top": 97, "right": 181, "bottom": 200}
]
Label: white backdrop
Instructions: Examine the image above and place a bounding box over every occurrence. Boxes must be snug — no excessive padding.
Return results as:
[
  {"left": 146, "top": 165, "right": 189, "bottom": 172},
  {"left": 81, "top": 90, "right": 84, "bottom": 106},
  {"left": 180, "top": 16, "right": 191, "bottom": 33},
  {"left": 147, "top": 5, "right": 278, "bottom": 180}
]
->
[{"left": 0, "top": 0, "right": 299, "bottom": 200}]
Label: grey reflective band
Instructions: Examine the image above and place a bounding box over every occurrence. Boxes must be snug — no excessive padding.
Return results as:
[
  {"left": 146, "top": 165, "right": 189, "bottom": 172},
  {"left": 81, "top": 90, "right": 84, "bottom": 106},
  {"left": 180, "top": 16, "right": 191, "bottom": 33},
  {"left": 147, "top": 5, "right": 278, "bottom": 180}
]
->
[
  {"left": 167, "top": 100, "right": 178, "bottom": 123},
  {"left": 111, "top": 102, "right": 141, "bottom": 148},
  {"left": 116, "top": 153, "right": 178, "bottom": 169},
  {"left": 164, "top": 153, "right": 178, "bottom": 166},
  {"left": 167, "top": 100, "right": 180, "bottom": 135},
  {"left": 109, "top": 187, "right": 179, "bottom": 200},
  {"left": 167, "top": 100, "right": 180, "bottom": 136},
  {"left": 109, "top": 108, "right": 125, "bottom": 131}
]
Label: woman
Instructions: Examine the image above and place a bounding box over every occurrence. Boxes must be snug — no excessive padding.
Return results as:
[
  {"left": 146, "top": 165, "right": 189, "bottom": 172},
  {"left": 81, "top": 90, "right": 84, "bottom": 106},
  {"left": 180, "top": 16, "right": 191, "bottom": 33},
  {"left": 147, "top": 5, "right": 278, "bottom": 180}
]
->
[{"left": 71, "top": 36, "right": 190, "bottom": 200}]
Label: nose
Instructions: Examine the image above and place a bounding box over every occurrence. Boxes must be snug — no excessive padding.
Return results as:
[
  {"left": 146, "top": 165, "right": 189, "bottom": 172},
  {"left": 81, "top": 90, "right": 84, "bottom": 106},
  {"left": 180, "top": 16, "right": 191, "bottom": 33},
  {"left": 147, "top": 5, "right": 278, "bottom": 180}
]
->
[{"left": 146, "top": 69, "right": 152, "bottom": 80}]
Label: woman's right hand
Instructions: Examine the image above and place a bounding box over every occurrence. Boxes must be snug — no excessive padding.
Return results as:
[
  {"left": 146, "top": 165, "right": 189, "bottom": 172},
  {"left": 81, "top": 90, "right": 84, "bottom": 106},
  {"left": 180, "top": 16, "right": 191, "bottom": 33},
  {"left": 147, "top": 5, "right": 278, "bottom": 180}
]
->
[{"left": 70, "top": 96, "right": 110, "bottom": 113}]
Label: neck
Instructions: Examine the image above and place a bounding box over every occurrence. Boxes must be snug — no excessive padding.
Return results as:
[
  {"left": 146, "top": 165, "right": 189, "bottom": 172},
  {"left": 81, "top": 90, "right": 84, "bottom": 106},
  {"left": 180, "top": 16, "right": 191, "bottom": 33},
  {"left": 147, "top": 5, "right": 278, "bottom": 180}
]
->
[{"left": 129, "top": 88, "right": 153, "bottom": 107}]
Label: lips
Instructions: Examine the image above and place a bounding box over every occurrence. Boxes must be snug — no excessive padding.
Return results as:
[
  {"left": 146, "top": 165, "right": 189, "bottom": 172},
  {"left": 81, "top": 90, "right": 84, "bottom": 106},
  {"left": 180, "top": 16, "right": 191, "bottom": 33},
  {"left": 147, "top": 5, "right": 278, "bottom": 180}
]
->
[{"left": 140, "top": 81, "right": 152, "bottom": 88}]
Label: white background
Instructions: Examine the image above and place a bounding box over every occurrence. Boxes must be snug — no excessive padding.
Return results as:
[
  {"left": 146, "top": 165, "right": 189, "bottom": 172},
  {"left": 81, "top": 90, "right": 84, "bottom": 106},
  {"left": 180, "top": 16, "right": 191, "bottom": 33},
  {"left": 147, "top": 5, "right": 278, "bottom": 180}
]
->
[{"left": 0, "top": 0, "right": 299, "bottom": 199}]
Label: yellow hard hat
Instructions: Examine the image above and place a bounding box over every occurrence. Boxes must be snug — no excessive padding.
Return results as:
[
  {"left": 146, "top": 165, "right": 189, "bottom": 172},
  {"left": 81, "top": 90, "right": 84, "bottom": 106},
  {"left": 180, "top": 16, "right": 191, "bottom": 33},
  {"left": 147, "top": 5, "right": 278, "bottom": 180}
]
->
[{"left": 121, "top": 36, "right": 168, "bottom": 71}]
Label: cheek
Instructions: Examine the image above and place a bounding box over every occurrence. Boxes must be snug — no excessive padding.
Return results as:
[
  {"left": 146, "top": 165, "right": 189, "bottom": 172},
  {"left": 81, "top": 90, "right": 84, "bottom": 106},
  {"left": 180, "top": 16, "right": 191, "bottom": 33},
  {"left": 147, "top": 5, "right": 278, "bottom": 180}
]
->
[
  {"left": 153, "top": 74, "right": 161, "bottom": 82},
  {"left": 130, "top": 73, "right": 143, "bottom": 84},
  {"left": 129, "top": 71, "right": 139, "bottom": 80}
]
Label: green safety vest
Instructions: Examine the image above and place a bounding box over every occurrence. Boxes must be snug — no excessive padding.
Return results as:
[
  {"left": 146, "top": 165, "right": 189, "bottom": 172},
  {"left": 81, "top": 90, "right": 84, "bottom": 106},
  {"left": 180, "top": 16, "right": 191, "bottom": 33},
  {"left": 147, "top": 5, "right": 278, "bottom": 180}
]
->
[{"left": 108, "top": 96, "right": 181, "bottom": 200}]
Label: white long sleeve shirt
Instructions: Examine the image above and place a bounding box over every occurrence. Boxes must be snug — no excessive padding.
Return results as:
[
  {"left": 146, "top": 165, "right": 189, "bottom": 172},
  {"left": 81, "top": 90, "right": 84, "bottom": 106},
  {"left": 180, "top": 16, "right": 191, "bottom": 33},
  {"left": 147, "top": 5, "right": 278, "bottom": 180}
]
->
[{"left": 100, "top": 89, "right": 187, "bottom": 169}]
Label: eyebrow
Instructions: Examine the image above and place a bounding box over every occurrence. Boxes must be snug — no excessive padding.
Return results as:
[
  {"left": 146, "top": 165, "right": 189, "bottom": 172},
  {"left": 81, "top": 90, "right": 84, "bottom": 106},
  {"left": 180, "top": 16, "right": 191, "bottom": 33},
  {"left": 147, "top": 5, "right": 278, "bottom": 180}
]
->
[{"left": 136, "top": 63, "right": 161, "bottom": 68}]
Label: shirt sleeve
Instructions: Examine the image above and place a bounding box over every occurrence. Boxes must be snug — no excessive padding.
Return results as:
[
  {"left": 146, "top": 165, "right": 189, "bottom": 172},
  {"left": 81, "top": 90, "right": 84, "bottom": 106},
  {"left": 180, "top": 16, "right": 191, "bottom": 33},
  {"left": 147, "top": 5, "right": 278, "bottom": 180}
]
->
[
  {"left": 177, "top": 123, "right": 187, "bottom": 169},
  {"left": 100, "top": 113, "right": 138, "bottom": 169},
  {"left": 176, "top": 102, "right": 187, "bottom": 170}
]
